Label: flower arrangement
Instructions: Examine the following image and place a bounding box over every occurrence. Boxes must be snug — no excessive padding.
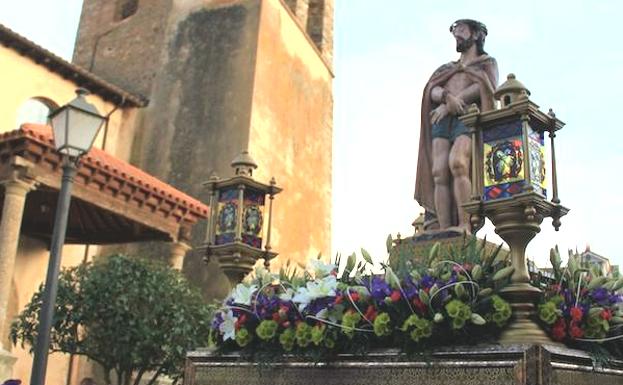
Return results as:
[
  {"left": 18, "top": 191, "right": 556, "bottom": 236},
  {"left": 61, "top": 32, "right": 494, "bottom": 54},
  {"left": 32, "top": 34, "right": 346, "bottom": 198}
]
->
[
  {"left": 210, "top": 237, "right": 515, "bottom": 357},
  {"left": 537, "top": 247, "right": 623, "bottom": 353}
]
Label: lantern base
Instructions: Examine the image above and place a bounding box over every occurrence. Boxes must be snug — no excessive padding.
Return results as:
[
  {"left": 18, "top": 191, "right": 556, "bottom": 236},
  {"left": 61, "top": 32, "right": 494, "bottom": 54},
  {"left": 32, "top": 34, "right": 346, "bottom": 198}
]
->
[
  {"left": 498, "top": 282, "right": 556, "bottom": 345},
  {"left": 464, "top": 192, "right": 568, "bottom": 344},
  {"left": 198, "top": 242, "right": 278, "bottom": 287}
]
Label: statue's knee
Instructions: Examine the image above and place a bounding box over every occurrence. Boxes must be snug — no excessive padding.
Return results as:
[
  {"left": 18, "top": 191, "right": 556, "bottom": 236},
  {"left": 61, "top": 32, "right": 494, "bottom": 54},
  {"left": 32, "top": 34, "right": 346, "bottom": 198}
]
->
[
  {"left": 449, "top": 158, "right": 469, "bottom": 177},
  {"left": 432, "top": 168, "right": 449, "bottom": 185}
]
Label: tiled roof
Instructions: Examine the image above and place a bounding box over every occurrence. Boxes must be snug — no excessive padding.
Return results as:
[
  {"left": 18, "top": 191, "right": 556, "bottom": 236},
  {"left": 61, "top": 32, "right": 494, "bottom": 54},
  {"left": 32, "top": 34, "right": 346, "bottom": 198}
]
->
[
  {"left": 5, "top": 124, "right": 208, "bottom": 220},
  {"left": 0, "top": 23, "right": 148, "bottom": 107}
]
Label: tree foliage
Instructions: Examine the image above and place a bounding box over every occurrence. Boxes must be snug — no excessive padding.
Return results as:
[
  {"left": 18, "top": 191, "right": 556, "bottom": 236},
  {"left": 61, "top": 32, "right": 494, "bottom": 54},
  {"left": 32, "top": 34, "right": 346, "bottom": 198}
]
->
[{"left": 11, "top": 254, "right": 214, "bottom": 385}]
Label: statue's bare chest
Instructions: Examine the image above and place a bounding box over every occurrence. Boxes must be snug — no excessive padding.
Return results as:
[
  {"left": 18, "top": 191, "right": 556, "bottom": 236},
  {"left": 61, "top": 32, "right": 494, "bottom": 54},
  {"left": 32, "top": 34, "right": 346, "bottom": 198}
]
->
[{"left": 445, "top": 72, "right": 473, "bottom": 94}]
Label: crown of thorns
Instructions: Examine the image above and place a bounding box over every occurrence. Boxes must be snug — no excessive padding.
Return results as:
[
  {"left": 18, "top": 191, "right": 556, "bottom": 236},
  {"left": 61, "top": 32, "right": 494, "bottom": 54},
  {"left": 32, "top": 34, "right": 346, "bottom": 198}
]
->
[{"left": 450, "top": 19, "right": 488, "bottom": 36}]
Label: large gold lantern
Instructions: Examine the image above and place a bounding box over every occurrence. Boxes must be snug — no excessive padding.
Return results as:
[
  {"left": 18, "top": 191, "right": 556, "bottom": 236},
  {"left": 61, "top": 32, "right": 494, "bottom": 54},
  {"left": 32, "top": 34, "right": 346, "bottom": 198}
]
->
[
  {"left": 462, "top": 74, "right": 569, "bottom": 344},
  {"left": 200, "top": 151, "right": 281, "bottom": 286}
]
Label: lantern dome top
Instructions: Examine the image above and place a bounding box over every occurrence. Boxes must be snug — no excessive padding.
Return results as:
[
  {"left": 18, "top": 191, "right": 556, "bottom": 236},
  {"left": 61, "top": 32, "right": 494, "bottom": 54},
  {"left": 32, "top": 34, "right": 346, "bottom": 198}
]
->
[
  {"left": 231, "top": 150, "right": 258, "bottom": 177},
  {"left": 494, "top": 74, "right": 531, "bottom": 107}
]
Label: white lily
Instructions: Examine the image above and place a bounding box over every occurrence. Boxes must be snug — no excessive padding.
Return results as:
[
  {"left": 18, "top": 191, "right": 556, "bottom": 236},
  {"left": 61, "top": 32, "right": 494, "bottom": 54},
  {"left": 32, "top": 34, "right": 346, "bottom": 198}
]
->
[
  {"left": 219, "top": 310, "right": 237, "bottom": 341},
  {"left": 278, "top": 287, "right": 296, "bottom": 302},
  {"left": 230, "top": 283, "right": 257, "bottom": 306},
  {"left": 253, "top": 266, "right": 277, "bottom": 285},
  {"left": 292, "top": 275, "right": 337, "bottom": 310},
  {"left": 308, "top": 259, "right": 336, "bottom": 278}
]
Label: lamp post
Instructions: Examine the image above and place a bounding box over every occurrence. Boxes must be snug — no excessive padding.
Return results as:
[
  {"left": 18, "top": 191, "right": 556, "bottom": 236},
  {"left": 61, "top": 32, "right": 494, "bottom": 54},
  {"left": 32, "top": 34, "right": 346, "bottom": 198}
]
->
[{"left": 30, "top": 89, "right": 105, "bottom": 385}]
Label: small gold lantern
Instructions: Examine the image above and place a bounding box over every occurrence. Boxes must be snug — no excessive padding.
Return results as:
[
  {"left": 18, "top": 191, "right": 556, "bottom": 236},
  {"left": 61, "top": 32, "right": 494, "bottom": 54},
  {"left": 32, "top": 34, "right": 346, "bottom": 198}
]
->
[
  {"left": 462, "top": 74, "right": 569, "bottom": 344},
  {"left": 200, "top": 151, "right": 281, "bottom": 286}
]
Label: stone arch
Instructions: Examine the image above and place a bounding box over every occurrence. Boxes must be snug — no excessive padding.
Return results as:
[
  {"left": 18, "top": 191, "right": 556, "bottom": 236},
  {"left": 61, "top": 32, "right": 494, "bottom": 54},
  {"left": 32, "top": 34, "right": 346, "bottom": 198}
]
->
[{"left": 15, "top": 97, "right": 58, "bottom": 129}]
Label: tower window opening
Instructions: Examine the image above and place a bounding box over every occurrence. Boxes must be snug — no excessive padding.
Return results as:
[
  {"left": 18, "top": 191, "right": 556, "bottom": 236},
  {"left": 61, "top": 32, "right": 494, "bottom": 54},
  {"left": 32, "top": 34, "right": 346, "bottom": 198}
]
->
[{"left": 116, "top": 0, "right": 139, "bottom": 21}]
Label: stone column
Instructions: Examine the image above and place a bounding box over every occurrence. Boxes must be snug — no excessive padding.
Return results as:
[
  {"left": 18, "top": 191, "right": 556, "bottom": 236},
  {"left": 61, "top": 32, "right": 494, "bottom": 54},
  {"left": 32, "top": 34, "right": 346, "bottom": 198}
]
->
[
  {"left": 0, "top": 176, "right": 34, "bottom": 379},
  {"left": 169, "top": 241, "right": 191, "bottom": 270}
]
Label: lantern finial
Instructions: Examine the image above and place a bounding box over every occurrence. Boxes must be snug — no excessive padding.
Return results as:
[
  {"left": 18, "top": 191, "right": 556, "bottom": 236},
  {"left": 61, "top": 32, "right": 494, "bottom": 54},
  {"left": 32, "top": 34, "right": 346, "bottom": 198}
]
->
[
  {"left": 231, "top": 150, "right": 258, "bottom": 177},
  {"left": 494, "top": 73, "right": 531, "bottom": 107}
]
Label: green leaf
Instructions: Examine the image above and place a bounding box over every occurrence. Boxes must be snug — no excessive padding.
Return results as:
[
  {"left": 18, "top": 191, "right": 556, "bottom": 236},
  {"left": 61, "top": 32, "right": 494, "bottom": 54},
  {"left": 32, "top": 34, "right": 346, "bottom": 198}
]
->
[
  {"left": 471, "top": 265, "right": 482, "bottom": 281},
  {"left": 471, "top": 313, "right": 486, "bottom": 325},
  {"left": 587, "top": 276, "right": 607, "bottom": 290},
  {"left": 492, "top": 266, "right": 515, "bottom": 281},
  {"left": 386, "top": 234, "right": 394, "bottom": 253},
  {"left": 360, "top": 249, "right": 374, "bottom": 266}
]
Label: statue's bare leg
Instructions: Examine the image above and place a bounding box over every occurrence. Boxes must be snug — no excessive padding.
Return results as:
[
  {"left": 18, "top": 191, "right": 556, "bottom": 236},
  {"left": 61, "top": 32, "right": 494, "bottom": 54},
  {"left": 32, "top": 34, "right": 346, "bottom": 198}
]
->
[
  {"left": 449, "top": 135, "right": 472, "bottom": 231},
  {"left": 432, "top": 138, "right": 451, "bottom": 229}
]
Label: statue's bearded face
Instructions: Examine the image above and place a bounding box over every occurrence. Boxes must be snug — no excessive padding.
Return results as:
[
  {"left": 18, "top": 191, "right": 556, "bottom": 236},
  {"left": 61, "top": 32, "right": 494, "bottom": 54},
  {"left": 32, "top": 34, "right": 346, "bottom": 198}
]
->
[{"left": 452, "top": 23, "right": 475, "bottom": 52}]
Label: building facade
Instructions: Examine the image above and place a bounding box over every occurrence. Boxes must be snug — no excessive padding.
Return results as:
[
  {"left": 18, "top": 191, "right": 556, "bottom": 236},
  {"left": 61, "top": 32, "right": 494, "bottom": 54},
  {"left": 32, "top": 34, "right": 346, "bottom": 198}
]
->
[{"left": 73, "top": 0, "right": 334, "bottom": 299}]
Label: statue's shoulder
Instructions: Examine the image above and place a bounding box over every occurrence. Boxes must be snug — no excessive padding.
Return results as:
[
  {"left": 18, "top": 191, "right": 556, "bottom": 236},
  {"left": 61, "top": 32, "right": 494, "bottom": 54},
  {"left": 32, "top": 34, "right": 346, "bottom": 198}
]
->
[
  {"left": 431, "top": 61, "right": 458, "bottom": 77},
  {"left": 473, "top": 55, "right": 498, "bottom": 69}
]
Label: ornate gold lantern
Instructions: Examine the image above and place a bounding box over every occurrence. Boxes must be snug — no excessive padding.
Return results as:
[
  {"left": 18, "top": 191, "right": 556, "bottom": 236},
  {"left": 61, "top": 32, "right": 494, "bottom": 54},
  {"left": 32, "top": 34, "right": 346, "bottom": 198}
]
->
[
  {"left": 462, "top": 74, "right": 569, "bottom": 344},
  {"left": 200, "top": 151, "right": 281, "bottom": 286}
]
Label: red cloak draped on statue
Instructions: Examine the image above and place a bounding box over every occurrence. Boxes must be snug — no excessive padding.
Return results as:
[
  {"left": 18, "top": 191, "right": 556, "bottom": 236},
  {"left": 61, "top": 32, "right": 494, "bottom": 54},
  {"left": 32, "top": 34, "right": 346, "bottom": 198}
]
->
[{"left": 414, "top": 55, "right": 498, "bottom": 225}]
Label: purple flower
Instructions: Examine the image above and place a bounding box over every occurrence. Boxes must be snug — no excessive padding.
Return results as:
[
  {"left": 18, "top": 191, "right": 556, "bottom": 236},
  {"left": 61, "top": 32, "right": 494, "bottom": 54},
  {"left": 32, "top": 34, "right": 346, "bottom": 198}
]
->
[
  {"left": 368, "top": 276, "right": 392, "bottom": 301},
  {"left": 420, "top": 275, "right": 435, "bottom": 289},
  {"left": 591, "top": 288, "right": 610, "bottom": 305},
  {"left": 402, "top": 276, "right": 418, "bottom": 299},
  {"left": 307, "top": 296, "right": 334, "bottom": 316},
  {"left": 211, "top": 312, "right": 224, "bottom": 330},
  {"left": 610, "top": 294, "right": 623, "bottom": 304}
]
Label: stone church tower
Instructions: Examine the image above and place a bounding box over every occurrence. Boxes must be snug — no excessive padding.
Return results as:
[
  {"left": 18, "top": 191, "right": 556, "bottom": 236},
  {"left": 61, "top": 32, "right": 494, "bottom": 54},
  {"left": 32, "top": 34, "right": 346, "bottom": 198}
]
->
[{"left": 72, "top": 0, "right": 334, "bottom": 297}]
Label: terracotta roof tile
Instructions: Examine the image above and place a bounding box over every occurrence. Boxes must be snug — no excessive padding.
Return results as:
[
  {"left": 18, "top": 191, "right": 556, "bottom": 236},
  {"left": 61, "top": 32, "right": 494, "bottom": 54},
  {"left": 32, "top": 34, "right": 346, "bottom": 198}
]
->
[{"left": 11, "top": 124, "right": 208, "bottom": 218}]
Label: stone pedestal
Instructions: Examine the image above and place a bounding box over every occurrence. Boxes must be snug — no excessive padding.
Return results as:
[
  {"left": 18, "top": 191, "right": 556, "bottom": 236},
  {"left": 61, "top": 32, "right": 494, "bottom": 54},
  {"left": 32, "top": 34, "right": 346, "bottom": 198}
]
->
[{"left": 184, "top": 344, "right": 623, "bottom": 385}]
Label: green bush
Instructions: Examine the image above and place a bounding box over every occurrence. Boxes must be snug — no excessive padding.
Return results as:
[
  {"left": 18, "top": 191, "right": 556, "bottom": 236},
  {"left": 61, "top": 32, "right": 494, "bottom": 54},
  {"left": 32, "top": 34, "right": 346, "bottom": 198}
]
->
[{"left": 11, "top": 254, "right": 213, "bottom": 385}]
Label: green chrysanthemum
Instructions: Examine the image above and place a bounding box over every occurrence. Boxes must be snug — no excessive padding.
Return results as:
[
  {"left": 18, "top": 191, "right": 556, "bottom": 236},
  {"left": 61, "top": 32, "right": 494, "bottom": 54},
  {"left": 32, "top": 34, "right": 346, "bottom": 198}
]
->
[
  {"left": 445, "top": 299, "right": 472, "bottom": 329},
  {"left": 373, "top": 312, "right": 392, "bottom": 337},
  {"left": 279, "top": 327, "right": 296, "bottom": 351},
  {"left": 296, "top": 322, "right": 313, "bottom": 347},
  {"left": 401, "top": 314, "right": 432, "bottom": 342},
  {"left": 235, "top": 327, "right": 252, "bottom": 347},
  {"left": 341, "top": 312, "right": 361, "bottom": 339},
  {"left": 538, "top": 301, "right": 559, "bottom": 325},
  {"left": 585, "top": 313, "right": 608, "bottom": 339},
  {"left": 311, "top": 324, "right": 326, "bottom": 346},
  {"left": 256, "top": 320, "right": 278, "bottom": 341},
  {"left": 490, "top": 295, "right": 512, "bottom": 327}
]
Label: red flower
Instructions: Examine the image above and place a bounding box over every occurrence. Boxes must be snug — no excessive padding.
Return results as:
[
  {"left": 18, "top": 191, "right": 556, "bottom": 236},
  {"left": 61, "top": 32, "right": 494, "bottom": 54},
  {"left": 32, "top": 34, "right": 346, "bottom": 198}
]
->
[
  {"left": 350, "top": 292, "right": 360, "bottom": 303},
  {"left": 364, "top": 305, "right": 378, "bottom": 321},
  {"left": 569, "top": 322, "right": 584, "bottom": 339},
  {"left": 334, "top": 295, "right": 343, "bottom": 305},
  {"left": 600, "top": 309, "right": 612, "bottom": 321},
  {"left": 235, "top": 314, "right": 248, "bottom": 330},
  {"left": 551, "top": 318, "right": 566, "bottom": 341},
  {"left": 412, "top": 297, "right": 428, "bottom": 314},
  {"left": 389, "top": 290, "right": 401, "bottom": 302},
  {"left": 570, "top": 306, "right": 583, "bottom": 322},
  {"left": 272, "top": 312, "right": 281, "bottom": 322}
]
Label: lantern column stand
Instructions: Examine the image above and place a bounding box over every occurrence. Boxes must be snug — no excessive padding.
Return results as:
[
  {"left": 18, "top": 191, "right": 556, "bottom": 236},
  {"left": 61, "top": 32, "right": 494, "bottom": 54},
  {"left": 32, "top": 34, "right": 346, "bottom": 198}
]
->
[{"left": 461, "top": 74, "right": 569, "bottom": 344}]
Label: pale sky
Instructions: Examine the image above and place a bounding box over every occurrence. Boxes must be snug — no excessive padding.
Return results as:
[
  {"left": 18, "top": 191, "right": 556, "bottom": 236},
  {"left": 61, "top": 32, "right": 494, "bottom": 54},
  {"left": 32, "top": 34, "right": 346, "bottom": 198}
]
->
[{"left": 1, "top": 1, "right": 621, "bottom": 268}]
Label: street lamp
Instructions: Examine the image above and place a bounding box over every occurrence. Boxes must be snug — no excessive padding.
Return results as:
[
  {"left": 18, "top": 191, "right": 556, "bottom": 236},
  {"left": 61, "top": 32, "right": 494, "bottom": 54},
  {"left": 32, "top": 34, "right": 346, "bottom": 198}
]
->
[{"left": 30, "top": 89, "right": 106, "bottom": 385}]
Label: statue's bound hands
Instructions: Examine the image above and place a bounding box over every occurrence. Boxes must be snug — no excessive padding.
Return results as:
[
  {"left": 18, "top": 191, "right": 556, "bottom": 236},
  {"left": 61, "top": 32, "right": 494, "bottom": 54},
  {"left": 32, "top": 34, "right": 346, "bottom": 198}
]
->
[
  {"left": 445, "top": 93, "right": 466, "bottom": 115},
  {"left": 430, "top": 104, "right": 449, "bottom": 125}
]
